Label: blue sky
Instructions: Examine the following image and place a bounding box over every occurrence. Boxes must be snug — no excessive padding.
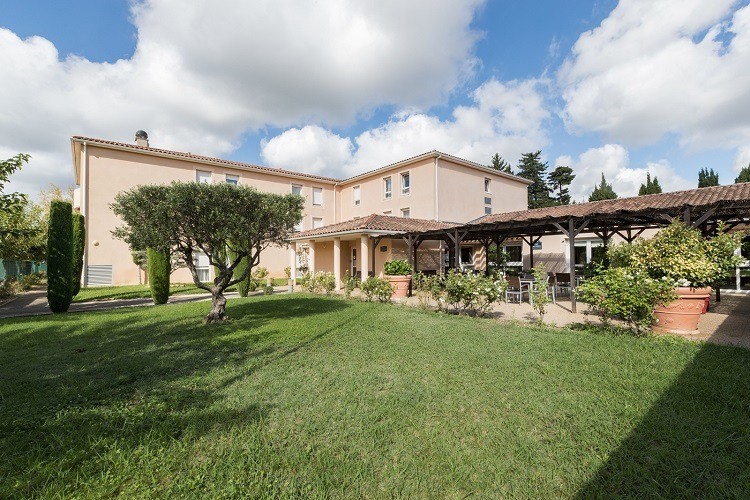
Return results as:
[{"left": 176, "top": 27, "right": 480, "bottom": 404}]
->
[{"left": 2, "top": 0, "right": 749, "bottom": 200}]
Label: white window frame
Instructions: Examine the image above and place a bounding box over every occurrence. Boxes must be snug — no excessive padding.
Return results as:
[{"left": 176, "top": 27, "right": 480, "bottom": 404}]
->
[
  {"left": 484, "top": 177, "right": 491, "bottom": 193},
  {"left": 383, "top": 176, "right": 392, "bottom": 199},
  {"left": 196, "top": 170, "right": 212, "bottom": 184},
  {"left": 484, "top": 206, "right": 492, "bottom": 215},
  {"left": 194, "top": 252, "right": 211, "bottom": 282},
  {"left": 401, "top": 171, "right": 410, "bottom": 195},
  {"left": 353, "top": 185, "right": 361, "bottom": 206},
  {"left": 401, "top": 207, "right": 410, "bottom": 218},
  {"left": 312, "top": 187, "right": 323, "bottom": 206},
  {"left": 225, "top": 174, "right": 239, "bottom": 185},
  {"left": 291, "top": 183, "right": 303, "bottom": 197},
  {"left": 294, "top": 218, "right": 303, "bottom": 232},
  {"left": 312, "top": 217, "right": 324, "bottom": 229}
]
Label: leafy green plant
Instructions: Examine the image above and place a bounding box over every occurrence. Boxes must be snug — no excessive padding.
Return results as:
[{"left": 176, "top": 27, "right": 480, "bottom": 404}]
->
[
  {"left": 383, "top": 259, "right": 411, "bottom": 276},
  {"left": 361, "top": 277, "right": 393, "bottom": 302},
  {"left": 343, "top": 270, "right": 360, "bottom": 299},
  {"left": 529, "top": 265, "right": 550, "bottom": 323},
  {"left": 443, "top": 269, "right": 506, "bottom": 316},
  {"left": 46, "top": 200, "right": 73, "bottom": 313},
  {"left": 0, "top": 278, "right": 21, "bottom": 299},
  {"left": 412, "top": 272, "right": 437, "bottom": 309},
  {"left": 263, "top": 283, "right": 274, "bottom": 295},
  {"left": 70, "top": 213, "right": 85, "bottom": 297},
  {"left": 304, "top": 271, "right": 336, "bottom": 295},
  {"left": 249, "top": 267, "right": 269, "bottom": 292},
  {"left": 147, "top": 247, "right": 170, "bottom": 304},
  {"left": 284, "top": 266, "right": 291, "bottom": 279},
  {"left": 578, "top": 267, "right": 676, "bottom": 335},
  {"left": 233, "top": 253, "right": 251, "bottom": 297}
]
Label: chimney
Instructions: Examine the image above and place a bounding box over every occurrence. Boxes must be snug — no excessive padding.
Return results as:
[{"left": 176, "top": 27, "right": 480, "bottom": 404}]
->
[{"left": 135, "top": 130, "right": 149, "bottom": 147}]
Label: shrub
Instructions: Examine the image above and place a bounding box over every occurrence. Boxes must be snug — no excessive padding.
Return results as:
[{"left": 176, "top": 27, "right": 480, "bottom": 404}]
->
[
  {"left": 232, "top": 254, "right": 251, "bottom": 297},
  {"left": 304, "top": 271, "right": 336, "bottom": 295},
  {"left": 71, "top": 212, "right": 85, "bottom": 296},
  {"left": 412, "top": 272, "right": 438, "bottom": 309},
  {"left": 443, "top": 269, "right": 505, "bottom": 316},
  {"left": 46, "top": 200, "right": 73, "bottom": 313},
  {"left": 284, "top": 266, "right": 291, "bottom": 279},
  {"left": 529, "top": 265, "right": 550, "bottom": 323},
  {"left": 343, "top": 270, "right": 360, "bottom": 299},
  {"left": 361, "top": 277, "right": 393, "bottom": 302},
  {"left": 607, "top": 241, "right": 637, "bottom": 269},
  {"left": 577, "top": 267, "right": 677, "bottom": 335},
  {"left": 147, "top": 247, "right": 170, "bottom": 304},
  {"left": 18, "top": 272, "right": 44, "bottom": 290},
  {"left": 263, "top": 283, "right": 274, "bottom": 295},
  {"left": 383, "top": 259, "right": 411, "bottom": 276},
  {"left": 0, "top": 278, "right": 20, "bottom": 299},
  {"left": 249, "top": 267, "right": 269, "bottom": 292}
]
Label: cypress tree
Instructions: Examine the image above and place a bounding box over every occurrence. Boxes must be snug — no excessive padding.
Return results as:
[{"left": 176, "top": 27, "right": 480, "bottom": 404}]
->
[
  {"left": 71, "top": 212, "right": 85, "bottom": 296},
  {"left": 233, "top": 251, "right": 251, "bottom": 297},
  {"left": 147, "top": 247, "right": 170, "bottom": 305},
  {"left": 735, "top": 164, "right": 750, "bottom": 184},
  {"left": 638, "top": 172, "right": 662, "bottom": 195},
  {"left": 588, "top": 173, "right": 618, "bottom": 201},
  {"left": 46, "top": 200, "right": 73, "bottom": 313},
  {"left": 698, "top": 168, "right": 719, "bottom": 187}
]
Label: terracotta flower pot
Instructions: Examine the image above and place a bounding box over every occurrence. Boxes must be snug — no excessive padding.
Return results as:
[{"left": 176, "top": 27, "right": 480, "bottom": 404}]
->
[
  {"left": 386, "top": 275, "right": 411, "bottom": 299},
  {"left": 653, "top": 286, "right": 712, "bottom": 335}
]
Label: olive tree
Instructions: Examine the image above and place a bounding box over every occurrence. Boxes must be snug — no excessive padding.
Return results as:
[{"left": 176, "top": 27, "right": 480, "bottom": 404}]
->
[{"left": 111, "top": 182, "right": 303, "bottom": 323}]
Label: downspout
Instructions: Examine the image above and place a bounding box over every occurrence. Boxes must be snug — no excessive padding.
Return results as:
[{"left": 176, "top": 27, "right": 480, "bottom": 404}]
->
[
  {"left": 434, "top": 153, "right": 443, "bottom": 273},
  {"left": 82, "top": 141, "right": 89, "bottom": 287}
]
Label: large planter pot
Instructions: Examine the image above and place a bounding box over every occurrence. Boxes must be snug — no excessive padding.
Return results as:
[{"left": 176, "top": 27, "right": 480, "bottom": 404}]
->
[
  {"left": 653, "top": 287, "right": 712, "bottom": 335},
  {"left": 386, "top": 275, "right": 411, "bottom": 299}
]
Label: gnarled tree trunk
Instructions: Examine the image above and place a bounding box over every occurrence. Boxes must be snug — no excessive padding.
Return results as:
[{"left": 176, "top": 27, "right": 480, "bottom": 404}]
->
[{"left": 206, "top": 289, "right": 228, "bottom": 323}]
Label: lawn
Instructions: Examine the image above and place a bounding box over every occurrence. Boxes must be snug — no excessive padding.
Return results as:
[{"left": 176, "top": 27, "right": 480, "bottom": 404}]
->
[
  {"left": 72, "top": 279, "right": 287, "bottom": 302},
  {"left": 1, "top": 295, "right": 749, "bottom": 497}
]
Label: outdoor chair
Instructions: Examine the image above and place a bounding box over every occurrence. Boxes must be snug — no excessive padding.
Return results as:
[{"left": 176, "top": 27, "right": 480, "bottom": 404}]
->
[
  {"left": 505, "top": 276, "right": 529, "bottom": 303},
  {"left": 529, "top": 274, "right": 555, "bottom": 305},
  {"left": 555, "top": 272, "right": 572, "bottom": 297}
]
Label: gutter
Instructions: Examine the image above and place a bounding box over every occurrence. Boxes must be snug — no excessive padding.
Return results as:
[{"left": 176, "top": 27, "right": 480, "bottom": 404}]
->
[
  {"left": 290, "top": 229, "right": 404, "bottom": 241},
  {"left": 82, "top": 141, "right": 88, "bottom": 287}
]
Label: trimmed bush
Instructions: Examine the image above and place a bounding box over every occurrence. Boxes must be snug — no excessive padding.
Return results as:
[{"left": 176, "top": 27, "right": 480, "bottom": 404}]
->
[
  {"left": 249, "top": 267, "right": 269, "bottom": 292},
  {"left": 46, "top": 200, "right": 73, "bottom": 313},
  {"left": 361, "top": 277, "right": 393, "bottom": 303},
  {"left": 304, "top": 271, "right": 336, "bottom": 295},
  {"left": 71, "top": 212, "right": 85, "bottom": 297},
  {"left": 147, "top": 247, "right": 170, "bottom": 305},
  {"left": 232, "top": 254, "right": 251, "bottom": 297},
  {"left": 383, "top": 259, "right": 411, "bottom": 276}
]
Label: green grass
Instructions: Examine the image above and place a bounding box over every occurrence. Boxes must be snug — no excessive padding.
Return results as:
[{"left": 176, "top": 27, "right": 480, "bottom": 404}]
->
[
  {"left": 1, "top": 295, "right": 749, "bottom": 497},
  {"left": 72, "top": 281, "right": 293, "bottom": 302}
]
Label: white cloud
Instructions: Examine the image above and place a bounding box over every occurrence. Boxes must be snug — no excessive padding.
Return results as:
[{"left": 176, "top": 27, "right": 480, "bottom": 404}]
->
[
  {"left": 556, "top": 144, "right": 692, "bottom": 201},
  {"left": 0, "top": 0, "right": 485, "bottom": 195},
  {"left": 732, "top": 146, "right": 750, "bottom": 173},
  {"left": 261, "top": 78, "right": 550, "bottom": 178},
  {"left": 560, "top": 0, "right": 750, "bottom": 151}
]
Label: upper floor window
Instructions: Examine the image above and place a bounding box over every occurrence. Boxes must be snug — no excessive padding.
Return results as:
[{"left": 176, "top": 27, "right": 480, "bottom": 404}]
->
[
  {"left": 401, "top": 207, "right": 410, "bottom": 218},
  {"left": 384, "top": 177, "right": 392, "bottom": 199},
  {"left": 292, "top": 184, "right": 303, "bottom": 196},
  {"left": 312, "top": 217, "right": 324, "bottom": 229},
  {"left": 353, "top": 185, "right": 361, "bottom": 206},
  {"left": 484, "top": 177, "right": 491, "bottom": 193},
  {"left": 312, "top": 187, "right": 323, "bottom": 206},
  {"left": 401, "top": 172, "right": 410, "bottom": 195},
  {"left": 485, "top": 206, "right": 492, "bottom": 215},
  {"left": 225, "top": 174, "right": 239, "bottom": 185},
  {"left": 294, "top": 219, "right": 303, "bottom": 232},
  {"left": 196, "top": 170, "right": 211, "bottom": 184}
]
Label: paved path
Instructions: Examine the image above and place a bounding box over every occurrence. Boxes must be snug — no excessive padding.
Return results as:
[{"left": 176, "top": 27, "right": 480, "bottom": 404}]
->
[{"left": 0, "top": 287, "right": 286, "bottom": 319}]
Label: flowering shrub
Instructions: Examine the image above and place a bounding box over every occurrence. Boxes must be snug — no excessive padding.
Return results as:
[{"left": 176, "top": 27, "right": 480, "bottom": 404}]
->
[
  {"left": 343, "top": 270, "right": 360, "bottom": 299},
  {"left": 248, "top": 267, "right": 269, "bottom": 292},
  {"left": 630, "top": 221, "right": 744, "bottom": 287},
  {"left": 361, "top": 277, "right": 393, "bottom": 302},
  {"left": 529, "top": 265, "right": 550, "bottom": 323},
  {"left": 443, "top": 269, "right": 506, "bottom": 316},
  {"left": 383, "top": 259, "right": 412, "bottom": 276},
  {"left": 412, "top": 272, "right": 440, "bottom": 309},
  {"left": 577, "top": 267, "right": 676, "bottom": 335},
  {"left": 304, "top": 271, "right": 336, "bottom": 295}
]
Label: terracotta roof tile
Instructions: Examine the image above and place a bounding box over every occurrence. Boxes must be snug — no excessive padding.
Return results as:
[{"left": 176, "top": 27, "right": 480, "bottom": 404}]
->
[{"left": 292, "top": 214, "right": 458, "bottom": 239}]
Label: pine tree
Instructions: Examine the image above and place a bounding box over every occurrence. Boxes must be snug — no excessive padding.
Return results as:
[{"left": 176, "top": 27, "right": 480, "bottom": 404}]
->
[
  {"left": 698, "top": 167, "right": 719, "bottom": 187},
  {"left": 516, "top": 151, "right": 553, "bottom": 208},
  {"left": 638, "top": 172, "right": 662, "bottom": 195},
  {"left": 490, "top": 153, "right": 512, "bottom": 173},
  {"left": 588, "top": 173, "right": 618, "bottom": 201},
  {"left": 735, "top": 164, "right": 750, "bottom": 184},
  {"left": 548, "top": 166, "right": 575, "bottom": 205}
]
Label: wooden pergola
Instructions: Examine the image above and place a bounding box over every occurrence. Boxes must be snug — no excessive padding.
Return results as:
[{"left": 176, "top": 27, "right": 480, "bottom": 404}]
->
[{"left": 398, "top": 183, "right": 750, "bottom": 312}]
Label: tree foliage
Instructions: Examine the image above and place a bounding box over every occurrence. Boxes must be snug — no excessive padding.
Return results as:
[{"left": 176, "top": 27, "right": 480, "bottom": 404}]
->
[
  {"left": 47, "top": 201, "right": 73, "bottom": 313},
  {"left": 0, "top": 199, "right": 46, "bottom": 261},
  {"left": 516, "top": 151, "right": 554, "bottom": 208},
  {"left": 736, "top": 164, "right": 750, "bottom": 184},
  {"left": 490, "top": 153, "right": 512, "bottom": 173},
  {"left": 0, "top": 154, "right": 30, "bottom": 218},
  {"left": 147, "top": 247, "right": 170, "bottom": 304},
  {"left": 548, "top": 166, "right": 575, "bottom": 205},
  {"left": 588, "top": 173, "right": 618, "bottom": 201},
  {"left": 638, "top": 172, "right": 662, "bottom": 195},
  {"left": 111, "top": 182, "right": 303, "bottom": 323},
  {"left": 71, "top": 213, "right": 85, "bottom": 297},
  {"left": 698, "top": 168, "right": 719, "bottom": 187}
]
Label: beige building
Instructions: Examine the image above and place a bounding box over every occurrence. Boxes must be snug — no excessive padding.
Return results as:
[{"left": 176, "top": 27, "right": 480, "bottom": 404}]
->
[{"left": 71, "top": 133, "right": 533, "bottom": 287}]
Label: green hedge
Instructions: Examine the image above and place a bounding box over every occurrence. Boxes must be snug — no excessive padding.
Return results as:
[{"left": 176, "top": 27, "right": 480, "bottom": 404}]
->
[
  {"left": 147, "top": 247, "right": 170, "bottom": 304},
  {"left": 233, "top": 253, "right": 251, "bottom": 297},
  {"left": 46, "top": 201, "right": 73, "bottom": 313},
  {"left": 71, "top": 212, "right": 85, "bottom": 297}
]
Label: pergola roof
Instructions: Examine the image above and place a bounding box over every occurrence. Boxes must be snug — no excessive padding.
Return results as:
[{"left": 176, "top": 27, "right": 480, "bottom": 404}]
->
[{"left": 291, "top": 213, "right": 458, "bottom": 240}]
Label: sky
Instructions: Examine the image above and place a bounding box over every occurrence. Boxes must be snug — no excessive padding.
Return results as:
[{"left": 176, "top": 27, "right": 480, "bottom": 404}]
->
[{"left": 2, "top": 0, "right": 750, "bottom": 202}]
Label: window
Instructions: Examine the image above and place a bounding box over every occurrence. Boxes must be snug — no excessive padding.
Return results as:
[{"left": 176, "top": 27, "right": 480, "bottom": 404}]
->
[
  {"left": 460, "top": 246, "right": 474, "bottom": 270},
  {"left": 294, "top": 218, "right": 303, "bottom": 232},
  {"left": 572, "top": 239, "right": 605, "bottom": 270},
  {"left": 484, "top": 196, "right": 492, "bottom": 205},
  {"left": 401, "top": 207, "right": 410, "bottom": 218},
  {"left": 312, "top": 217, "right": 323, "bottom": 229},
  {"left": 225, "top": 174, "right": 239, "bottom": 185},
  {"left": 484, "top": 178, "right": 491, "bottom": 193},
  {"left": 194, "top": 252, "right": 210, "bottom": 282},
  {"left": 291, "top": 184, "right": 303, "bottom": 196},
  {"left": 401, "top": 172, "right": 410, "bottom": 195},
  {"left": 383, "top": 210, "right": 392, "bottom": 215},
  {"left": 383, "top": 177, "right": 392, "bottom": 199},
  {"left": 312, "top": 187, "right": 323, "bottom": 206},
  {"left": 196, "top": 170, "right": 211, "bottom": 184},
  {"left": 485, "top": 206, "right": 492, "bottom": 215},
  {"left": 353, "top": 185, "right": 361, "bottom": 206}
]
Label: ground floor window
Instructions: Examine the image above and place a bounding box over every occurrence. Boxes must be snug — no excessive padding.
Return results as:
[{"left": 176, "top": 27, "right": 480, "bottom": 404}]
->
[
  {"left": 460, "top": 246, "right": 474, "bottom": 270},
  {"left": 572, "top": 239, "right": 605, "bottom": 270},
  {"left": 194, "top": 252, "right": 210, "bottom": 282}
]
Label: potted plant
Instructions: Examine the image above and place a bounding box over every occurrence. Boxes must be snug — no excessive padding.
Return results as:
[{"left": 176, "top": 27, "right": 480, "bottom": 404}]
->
[
  {"left": 383, "top": 259, "right": 412, "bottom": 298},
  {"left": 631, "top": 221, "right": 744, "bottom": 334}
]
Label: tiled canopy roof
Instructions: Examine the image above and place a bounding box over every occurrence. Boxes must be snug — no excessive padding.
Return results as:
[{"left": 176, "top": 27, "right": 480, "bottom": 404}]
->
[
  {"left": 292, "top": 214, "right": 458, "bottom": 239},
  {"left": 471, "top": 183, "right": 750, "bottom": 226}
]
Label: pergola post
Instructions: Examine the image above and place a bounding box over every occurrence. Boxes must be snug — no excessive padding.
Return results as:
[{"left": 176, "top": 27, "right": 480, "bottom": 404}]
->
[
  {"left": 413, "top": 237, "right": 423, "bottom": 274},
  {"left": 568, "top": 220, "right": 578, "bottom": 313}
]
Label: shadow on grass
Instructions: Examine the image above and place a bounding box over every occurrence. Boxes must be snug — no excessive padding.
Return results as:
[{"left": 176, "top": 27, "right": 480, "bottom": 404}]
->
[
  {"left": 0, "top": 296, "right": 350, "bottom": 496},
  {"left": 576, "top": 341, "right": 750, "bottom": 497}
]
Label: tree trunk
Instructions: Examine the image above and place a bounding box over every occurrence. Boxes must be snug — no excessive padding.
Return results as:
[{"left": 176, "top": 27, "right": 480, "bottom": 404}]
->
[{"left": 206, "top": 290, "right": 228, "bottom": 323}]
